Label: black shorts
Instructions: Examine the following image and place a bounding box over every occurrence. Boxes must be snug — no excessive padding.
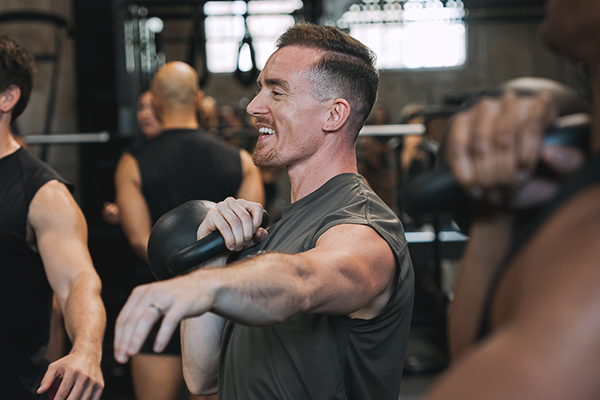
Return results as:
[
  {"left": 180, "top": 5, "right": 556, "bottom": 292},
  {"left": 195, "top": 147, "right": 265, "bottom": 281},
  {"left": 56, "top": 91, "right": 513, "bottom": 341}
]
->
[
  {"left": 139, "top": 320, "right": 182, "bottom": 355},
  {"left": 134, "top": 269, "right": 182, "bottom": 356}
]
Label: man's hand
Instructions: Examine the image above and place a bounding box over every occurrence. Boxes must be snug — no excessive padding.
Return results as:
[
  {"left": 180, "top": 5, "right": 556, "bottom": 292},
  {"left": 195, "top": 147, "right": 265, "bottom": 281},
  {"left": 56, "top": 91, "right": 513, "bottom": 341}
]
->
[
  {"left": 197, "top": 197, "right": 268, "bottom": 252},
  {"left": 446, "top": 90, "right": 560, "bottom": 207},
  {"left": 115, "top": 198, "right": 267, "bottom": 363},
  {"left": 113, "top": 275, "right": 214, "bottom": 364},
  {"left": 37, "top": 352, "right": 104, "bottom": 400},
  {"left": 100, "top": 201, "right": 121, "bottom": 225}
]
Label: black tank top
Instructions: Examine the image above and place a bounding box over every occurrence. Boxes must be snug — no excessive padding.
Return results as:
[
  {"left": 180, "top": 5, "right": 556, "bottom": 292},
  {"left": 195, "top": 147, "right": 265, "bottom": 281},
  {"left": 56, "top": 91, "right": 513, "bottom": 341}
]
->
[
  {"left": 0, "top": 147, "right": 73, "bottom": 399},
  {"left": 130, "top": 129, "right": 243, "bottom": 284},
  {"left": 131, "top": 129, "right": 243, "bottom": 224},
  {"left": 478, "top": 152, "right": 600, "bottom": 339}
]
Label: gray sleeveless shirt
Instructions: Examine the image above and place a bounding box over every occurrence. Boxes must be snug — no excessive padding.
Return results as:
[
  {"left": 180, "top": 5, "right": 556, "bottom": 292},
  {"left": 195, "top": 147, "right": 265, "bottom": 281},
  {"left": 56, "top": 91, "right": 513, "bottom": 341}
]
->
[{"left": 219, "top": 173, "right": 414, "bottom": 400}]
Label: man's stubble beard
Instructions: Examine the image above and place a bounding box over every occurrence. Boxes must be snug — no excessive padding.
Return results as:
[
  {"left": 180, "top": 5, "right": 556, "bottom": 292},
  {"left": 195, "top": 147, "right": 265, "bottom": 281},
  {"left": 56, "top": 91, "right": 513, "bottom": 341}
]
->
[{"left": 252, "top": 141, "right": 279, "bottom": 168}]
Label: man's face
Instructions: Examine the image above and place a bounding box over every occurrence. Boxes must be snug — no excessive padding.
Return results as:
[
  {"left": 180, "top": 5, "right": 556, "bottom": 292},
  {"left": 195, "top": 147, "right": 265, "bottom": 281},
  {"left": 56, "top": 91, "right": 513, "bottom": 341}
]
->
[
  {"left": 247, "top": 45, "right": 332, "bottom": 169},
  {"left": 540, "top": 0, "right": 600, "bottom": 66}
]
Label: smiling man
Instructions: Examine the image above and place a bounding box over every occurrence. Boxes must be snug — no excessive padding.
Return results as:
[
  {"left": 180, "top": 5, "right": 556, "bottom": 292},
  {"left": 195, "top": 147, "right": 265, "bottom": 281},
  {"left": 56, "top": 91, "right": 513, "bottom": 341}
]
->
[{"left": 114, "top": 22, "right": 414, "bottom": 400}]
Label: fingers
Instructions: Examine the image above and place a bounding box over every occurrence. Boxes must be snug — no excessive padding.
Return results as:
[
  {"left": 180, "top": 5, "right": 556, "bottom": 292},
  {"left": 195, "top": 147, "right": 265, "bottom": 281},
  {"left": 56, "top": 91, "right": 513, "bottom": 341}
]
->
[
  {"left": 56, "top": 371, "right": 78, "bottom": 400},
  {"left": 37, "top": 369, "right": 59, "bottom": 395},
  {"left": 90, "top": 385, "right": 103, "bottom": 400},
  {"left": 218, "top": 198, "right": 256, "bottom": 250},
  {"left": 518, "top": 91, "right": 557, "bottom": 175},
  {"left": 56, "top": 371, "right": 103, "bottom": 400},
  {"left": 542, "top": 145, "right": 585, "bottom": 176},
  {"left": 446, "top": 90, "right": 557, "bottom": 204},
  {"left": 77, "top": 383, "right": 95, "bottom": 400},
  {"left": 254, "top": 227, "right": 269, "bottom": 244},
  {"left": 471, "top": 97, "right": 500, "bottom": 190},
  {"left": 153, "top": 300, "right": 191, "bottom": 353},
  {"left": 447, "top": 112, "right": 476, "bottom": 190},
  {"left": 38, "top": 363, "right": 104, "bottom": 400},
  {"left": 114, "top": 278, "right": 207, "bottom": 363},
  {"left": 494, "top": 90, "right": 520, "bottom": 186},
  {"left": 198, "top": 197, "right": 266, "bottom": 251},
  {"left": 114, "top": 284, "right": 164, "bottom": 363},
  {"left": 511, "top": 178, "right": 561, "bottom": 209}
]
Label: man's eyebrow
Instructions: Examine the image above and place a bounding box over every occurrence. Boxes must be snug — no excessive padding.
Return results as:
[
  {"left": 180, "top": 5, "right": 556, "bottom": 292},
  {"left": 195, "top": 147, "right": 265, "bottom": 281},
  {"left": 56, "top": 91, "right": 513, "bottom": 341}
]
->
[{"left": 264, "top": 78, "right": 290, "bottom": 91}]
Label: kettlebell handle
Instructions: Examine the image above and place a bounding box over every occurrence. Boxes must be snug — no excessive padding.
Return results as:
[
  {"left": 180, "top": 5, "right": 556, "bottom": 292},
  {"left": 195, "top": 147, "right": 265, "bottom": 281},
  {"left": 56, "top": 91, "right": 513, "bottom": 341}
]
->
[{"left": 167, "top": 209, "right": 269, "bottom": 275}]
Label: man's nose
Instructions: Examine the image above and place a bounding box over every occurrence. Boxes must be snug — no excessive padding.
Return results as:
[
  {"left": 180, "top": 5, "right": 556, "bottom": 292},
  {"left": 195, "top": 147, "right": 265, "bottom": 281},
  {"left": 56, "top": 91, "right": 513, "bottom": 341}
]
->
[{"left": 247, "top": 91, "right": 266, "bottom": 116}]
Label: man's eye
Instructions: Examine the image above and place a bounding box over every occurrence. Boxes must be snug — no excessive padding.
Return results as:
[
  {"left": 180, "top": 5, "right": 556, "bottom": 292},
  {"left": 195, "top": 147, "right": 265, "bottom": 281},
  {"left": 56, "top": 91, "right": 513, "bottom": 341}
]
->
[{"left": 272, "top": 91, "right": 282, "bottom": 97}]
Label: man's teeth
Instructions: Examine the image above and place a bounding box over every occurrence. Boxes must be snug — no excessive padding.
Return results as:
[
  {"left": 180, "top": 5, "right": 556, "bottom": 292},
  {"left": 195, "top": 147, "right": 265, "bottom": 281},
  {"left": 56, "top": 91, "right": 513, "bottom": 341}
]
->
[{"left": 259, "top": 127, "right": 275, "bottom": 135}]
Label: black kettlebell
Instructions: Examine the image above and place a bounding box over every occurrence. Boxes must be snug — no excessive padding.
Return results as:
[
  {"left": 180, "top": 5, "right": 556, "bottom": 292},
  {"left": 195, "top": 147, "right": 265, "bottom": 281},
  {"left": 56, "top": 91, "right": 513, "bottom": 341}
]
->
[{"left": 147, "top": 200, "right": 269, "bottom": 281}]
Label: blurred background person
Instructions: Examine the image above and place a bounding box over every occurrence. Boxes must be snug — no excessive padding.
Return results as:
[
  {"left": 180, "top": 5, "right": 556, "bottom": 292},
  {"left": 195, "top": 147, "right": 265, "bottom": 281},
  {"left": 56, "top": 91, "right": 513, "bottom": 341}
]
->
[{"left": 102, "top": 90, "right": 162, "bottom": 226}]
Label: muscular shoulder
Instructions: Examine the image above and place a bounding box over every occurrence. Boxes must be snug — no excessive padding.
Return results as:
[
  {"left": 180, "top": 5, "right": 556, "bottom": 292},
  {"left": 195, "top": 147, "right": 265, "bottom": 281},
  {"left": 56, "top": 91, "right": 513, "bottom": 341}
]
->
[
  {"left": 27, "top": 179, "right": 85, "bottom": 249},
  {"left": 29, "top": 180, "right": 81, "bottom": 226}
]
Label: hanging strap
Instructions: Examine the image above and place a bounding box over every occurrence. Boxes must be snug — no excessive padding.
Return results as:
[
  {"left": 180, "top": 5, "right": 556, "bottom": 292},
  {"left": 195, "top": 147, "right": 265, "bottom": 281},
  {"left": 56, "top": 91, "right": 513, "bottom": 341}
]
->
[{"left": 234, "top": 3, "right": 259, "bottom": 87}]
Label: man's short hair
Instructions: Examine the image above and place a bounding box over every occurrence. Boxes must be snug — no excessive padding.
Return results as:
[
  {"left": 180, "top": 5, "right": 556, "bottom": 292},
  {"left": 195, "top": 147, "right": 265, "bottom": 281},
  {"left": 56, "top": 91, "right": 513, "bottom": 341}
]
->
[
  {"left": 0, "top": 35, "right": 36, "bottom": 122},
  {"left": 276, "top": 22, "right": 379, "bottom": 138}
]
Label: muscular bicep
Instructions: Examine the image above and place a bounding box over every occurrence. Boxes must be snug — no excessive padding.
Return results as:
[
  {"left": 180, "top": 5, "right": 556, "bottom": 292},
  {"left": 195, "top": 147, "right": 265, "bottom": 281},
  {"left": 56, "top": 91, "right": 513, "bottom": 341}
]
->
[
  {"left": 115, "top": 152, "right": 152, "bottom": 262},
  {"left": 28, "top": 180, "right": 99, "bottom": 302},
  {"left": 297, "top": 223, "right": 397, "bottom": 319}
]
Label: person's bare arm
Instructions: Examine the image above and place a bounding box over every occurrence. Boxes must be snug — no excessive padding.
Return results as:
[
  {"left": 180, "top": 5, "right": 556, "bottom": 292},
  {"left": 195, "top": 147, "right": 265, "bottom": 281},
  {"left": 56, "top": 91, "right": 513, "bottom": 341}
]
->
[
  {"left": 114, "top": 198, "right": 396, "bottom": 368},
  {"left": 181, "top": 249, "right": 228, "bottom": 396},
  {"left": 115, "top": 151, "right": 153, "bottom": 263},
  {"left": 181, "top": 311, "right": 225, "bottom": 395},
  {"left": 444, "top": 90, "right": 588, "bottom": 360},
  {"left": 448, "top": 211, "right": 514, "bottom": 361},
  {"left": 179, "top": 220, "right": 395, "bottom": 394},
  {"left": 28, "top": 180, "right": 105, "bottom": 400},
  {"left": 236, "top": 148, "right": 265, "bottom": 205},
  {"left": 205, "top": 223, "right": 395, "bottom": 323},
  {"left": 426, "top": 185, "right": 600, "bottom": 400}
]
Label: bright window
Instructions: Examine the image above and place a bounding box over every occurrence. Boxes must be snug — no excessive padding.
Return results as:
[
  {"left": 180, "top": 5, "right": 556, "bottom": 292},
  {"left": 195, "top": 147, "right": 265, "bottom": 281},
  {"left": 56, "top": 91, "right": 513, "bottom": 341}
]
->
[
  {"left": 204, "top": 0, "right": 303, "bottom": 73},
  {"left": 338, "top": 0, "right": 467, "bottom": 70}
]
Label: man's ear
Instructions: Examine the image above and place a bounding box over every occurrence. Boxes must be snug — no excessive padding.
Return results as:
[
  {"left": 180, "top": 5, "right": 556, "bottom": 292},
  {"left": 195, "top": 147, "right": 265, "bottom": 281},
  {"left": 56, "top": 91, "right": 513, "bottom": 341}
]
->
[
  {"left": 0, "top": 85, "right": 21, "bottom": 113},
  {"left": 197, "top": 90, "right": 204, "bottom": 109},
  {"left": 322, "top": 98, "right": 351, "bottom": 132}
]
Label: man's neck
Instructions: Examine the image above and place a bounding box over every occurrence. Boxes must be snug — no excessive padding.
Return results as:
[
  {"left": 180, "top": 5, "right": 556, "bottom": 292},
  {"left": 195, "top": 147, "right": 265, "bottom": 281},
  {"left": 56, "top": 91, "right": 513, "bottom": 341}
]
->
[
  {"left": 0, "top": 117, "right": 20, "bottom": 160},
  {"left": 160, "top": 111, "right": 199, "bottom": 130},
  {"left": 0, "top": 132, "right": 21, "bottom": 160},
  {"left": 287, "top": 144, "right": 358, "bottom": 203}
]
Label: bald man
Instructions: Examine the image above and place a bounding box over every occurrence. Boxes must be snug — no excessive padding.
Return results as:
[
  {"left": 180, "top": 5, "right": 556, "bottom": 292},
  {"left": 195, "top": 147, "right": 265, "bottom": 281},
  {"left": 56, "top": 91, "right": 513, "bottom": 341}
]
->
[{"left": 114, "top": 61, "right": 264, "bottom": 400}]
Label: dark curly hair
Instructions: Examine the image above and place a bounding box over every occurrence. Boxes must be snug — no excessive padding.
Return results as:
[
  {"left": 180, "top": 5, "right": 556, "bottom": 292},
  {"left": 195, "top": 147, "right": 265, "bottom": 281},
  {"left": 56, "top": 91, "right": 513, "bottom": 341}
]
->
[
  {"left": 0, "top": 35, "right": 36, "bottom": 121},
  {"left": 276, "top": 22, "right": 379, "bottom": 139}
]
